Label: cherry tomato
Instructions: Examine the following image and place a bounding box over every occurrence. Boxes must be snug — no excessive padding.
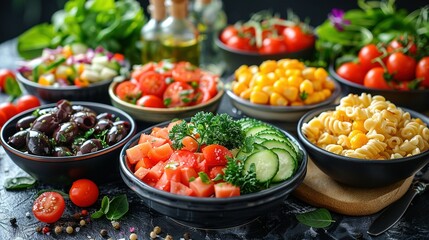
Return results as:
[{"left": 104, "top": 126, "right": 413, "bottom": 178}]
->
[
  {"left": 115, "top": 81, "right": 141, "bottom": 102},
  {"left": 358, "top": 44, "right": 383, "bottom": 71},
  {"left": 416, "top": 57, "right": 429, "bottom": 88},
  {"left": 131, "top": 62, "right": 157, "bottom": 81},
  {"left": 0, "top": 102, "right": 18, "bottom": 120},
  {"left": 15, "top": 95, "right": 41, "bottom": 113},
  {"left": 336, "top": 62, "right": 366, "bottom": 85},
  {"left": 363, "top": 67, "right": 391, "bottom": 89},
  {"left": 198, "top": 74, "right": 218, "bottom": 98},
  {"left": 32, "top": 191, "right": 66, "bottom": 223},
  {"left": 0, "top": 110, "right": 7, "bottom": 128},
  {"left": 172, "top": 62, "right": 202, "bottom": 82},
  {"left": 386, "top": 52, "right": 416, "bottom": 82},
  {"left": 282, "top": 26, "right": 315, "bottom": 53},
  {"left": 69, "top": 179, "right": 99, "bottom": 207},
  {"left": 259, "top": 37, "right": 288, "bottom": 54},
  {"left": 220, "top": 26, "right": 239, "bottom": 44},
  {"left": 0, "top": 69, "right": 15, "bottom": 91},
  {"left": 192, "top": 88, "right": 212, "bottom": 106},
  {"left": 163, "top": 82, "right": 195, "bottom": 108},
  {"left": 225, "top": 35, "right": 256, "bottom": 51},
  {"left": 136, "top": 95, "right": 165, "bottom": 108},
  {"left": 138, "top": 71, "right": 167, "bottom": 97},
  {"left": 202, "top": 144, "right": 233, "bottom": 167},
  {"left": 387, "top": 37, "right": 417, "bottom": 55}
]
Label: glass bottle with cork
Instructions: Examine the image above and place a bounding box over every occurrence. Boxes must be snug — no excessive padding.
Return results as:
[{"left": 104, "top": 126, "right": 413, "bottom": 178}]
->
[
  {"left": 140, "top": 0, "right": 166, "bottom": 64},
  {"left": 160, "top": 0, "right": 200, "bottom": 66}
]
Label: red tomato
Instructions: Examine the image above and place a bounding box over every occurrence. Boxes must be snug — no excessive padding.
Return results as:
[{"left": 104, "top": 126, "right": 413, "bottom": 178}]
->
[
  {"left": 0, "top": 102, "right": 18, "bottom": 120},
  {"left": 282, "top": 26, "right": 315, "bottom": 53},
  {"left": 198, "top": 74, "right": 218, "bottom": 98},
  {"left": 138, "top": 71, "right": 167, "bottom": 97},
  {"left": 0, "top": 110, "right": 7, "bottom": 128},
  {"left": 180, "top": 167, "right": 198, "bottom": 186},
  {"left": 131, "top": 62, "right": 157, "bottom": 81},
  {"left": 225, "top": 35, "right": 256, "bottom": 51},
  {"left": 386, "top": 52, "right": 416, "bottom": 82},
  {"left": 189, "top": 176, "right": 215, "bottom": 197},
  {"left": 148, "top": 143, "right": 174, "bottom": 163},
  {"left": 387, "top": 37, "right": 417, "bottom": 55},
  {"left": 0, "top": 69, "right": 15, "bottom": 91},
  {"left": 416, "top": 57, "right": 429, "bottom": 88},
  {"left": 32, "top": 191, "right": 66, "bottom": 223},
  {"left": 259, "top": 36, "right": 288, "bottom": 54},
  {"left": 69, "top": 179, "right": 99, "bottom": 207},
  {"left": 202, "top": 144, "right": 233, "bottom": 167},
  {"left": 169, "top": 150, "right": 199, "bottom": 168},
  {"left": 220, "top": 26, "right": 239, "bottom": 44},
  {"left": 15, "top": 95, "right": 41, "bottom": 113},
  {"left": 336, "top": 62, "right": 366, "bottom": 85},
  {"left": 136, "top": 95, "right": 165, "bottom": 108},
  {"left": 172, "top": 62, "right": 202, "bottom": 82},
  {"left": 155, "top": 172, "right": 171, "bottom": 191},
  {"left": 358, "top": 44, "right": 383, "bottom": 71},
  {"left": 214, "top": 182, "right": 240, "bottom": 198},
  {"left": 182, "top": 136, "right": 199, "bottom": 152},
  {"left": 163, "top": 82, "right": 195, "bottom": 108},
  {"left": 209, "top": 166, "right": 225, "bottom": 180},
  {"left": 115, "top": 81, "right": 141, "bottom": 102},
  {"left": 363, "top": 67, "right": 391, "bottom": 89},
  {"left": 170, "top": 181, "right": 194, "bottom": 196}
]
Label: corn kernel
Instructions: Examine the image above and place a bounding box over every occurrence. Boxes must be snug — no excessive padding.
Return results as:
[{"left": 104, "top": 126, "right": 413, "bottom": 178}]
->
[
  {"left": 314, "top": 68, "right": 328, "bottom": 81},
  {"left": 240, "top": 88, "right": 252, "bottom": 99},
  {"left": 302, "top": 67, "right": 316, "bottom": 81},
  {"left": 262, "top": 86, "right": 274, "bottom": 95},
  {"left": 290, "top": 101, "right": 304, "bottom": 106},
  {"left": 287, "top": 75, "right": 303, "bottom": 88},
  {"left": 348, "top": 130, "right": 363, "bottom": 139},
  {"left": 254, "top": 74, "right": 272, "bottom": 87},
  {"left": 274, "top": 68, "right": 286, "bottom": 78},
  {"left": 259, "top": 60, "right": 277, "bottom": 73},
  {"left": 282, "top": 86, "right": 299, "bottom": 102},
  {"left": 270, "top": 92, "right": 288, "bottom": 106},
  {"left": 350, "top": 133, "right": 368, "bottom": 149},
  {"left": 285, "top": 69, "right": 301, "bottom": 77},
  {"left": 323, "top": 79, "right": 336, "bottom": 90},
  {"left": 232, "top": 81, "right": 248, "bottom": 95},
  {"left": 282, "top": 59, "right": 305, "bottom": 70},
  {"left": 234, "top": 65, "right": 249, "bottom": 78},
  {"left": 333, "top": 110, "right": 349, "bottom": 121},
  {"left": 322, "top": 89, "right": 332, "bottom": 98},
  {"left": 352, "top": 120, "right": 366, "bottom": 132},
  {"left": 299, "top": 79, "right": 314, "bottom": 95},
  {"left": 236, "top": 71, "right": 252, "bottom": 86},
  {"left": 248, "top": 65, "right": 259, "bottom": 74},
  {"left": 250, "top": 91, "right": 269, "bottom": 104}
]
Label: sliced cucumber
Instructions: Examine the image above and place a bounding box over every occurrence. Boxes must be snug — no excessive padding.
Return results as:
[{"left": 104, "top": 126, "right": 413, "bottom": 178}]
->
[
  {"left": 236, "top": 143, "right": 266, "bottom": 160},
  {"left": 244, "top": 150, "right": 279, "bottom": 183},
  {"left": 245, "top": 125, "right": 275, "bottom": 137},
  {"left": 255, "top": 131, "right": 288, "bottom": 143},
  {"left": 271, "top": 148, "right": 296, "bottom": 182},
  {"left": 260, "top": 139, "right": 297, "bottom": 159}
]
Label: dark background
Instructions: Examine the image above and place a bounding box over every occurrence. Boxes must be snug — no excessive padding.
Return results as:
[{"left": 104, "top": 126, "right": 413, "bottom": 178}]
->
[{"left": 0, "top": 0, "right": 427, "bottom": 43}]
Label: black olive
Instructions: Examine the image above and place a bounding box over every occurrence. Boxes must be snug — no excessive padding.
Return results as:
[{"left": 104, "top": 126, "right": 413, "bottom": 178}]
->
[
  {"left": 113, "top": 120, "right": 131, "bottom": 133},
  {"left": 96, "top": 112, "right": 117, "bottom": 121},
  {"left": 77, "top": 139, "right": 103, "bottom": 155},
  {"left": 37, "top": 107, "right": 57, "bottom": 116},
  {"left": 53, "top": 122, "right": 79, "bottom": 145},
  {"left": 71, "top": 138, "right": 87, "bottom": 153},
  {"left": 106, "top": 124, "right": 128, "bottom": 145},
  {"left": 30, "top": 113, "right": 59, "bottom": 136},
  {"left": 16, "top": 115, "right": 37, "bottom": 130},
  {"left": 8, "top": 130, "right": 28, "bottom": 149},
  {"left": 26, "top": 130, "right": 51, "bottom": 156},
  {"left": 94, "top": 119, "right": 113, "bottom": 134},
  {"left": 52, "top": 146, "right": 73, "bottom": 157},
  {"left": 71, "top": 111, "right": 97, "bottom": 131},
  {"left": 72, "top": 105, "right": 96, "bottom": 115}
]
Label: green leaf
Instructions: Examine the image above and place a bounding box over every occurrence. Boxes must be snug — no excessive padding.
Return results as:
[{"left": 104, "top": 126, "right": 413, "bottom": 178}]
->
[
  {"left": 91, "top": 196, "right": 110, "bottom": 219},
  {"left": 4, "top": 177, "right": 36, "bottom": 190},
  {"left": 91, "top": 210, "right": 105, "bottom": 219},
  {"left": 5, "top": 77, "right": 22, "bottom": 98},
  {"left": 296, "top": 208, "right": 335, "bottom": 228},
  {"left": 17, "top": 24, "right": 57, "bottom": 59},
  {"left": 105, "top": 194, "right": 129, "bottom": 220},
  {"left": 35, "top": 189, "right": 69, "bottom": 200}
]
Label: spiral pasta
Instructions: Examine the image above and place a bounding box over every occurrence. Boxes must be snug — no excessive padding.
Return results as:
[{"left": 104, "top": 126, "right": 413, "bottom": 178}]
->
[{"left": 302, "top": 93, "right": 429, "bottom": 160}]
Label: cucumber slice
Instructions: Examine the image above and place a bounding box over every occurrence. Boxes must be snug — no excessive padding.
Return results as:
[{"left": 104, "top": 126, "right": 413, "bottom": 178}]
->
[
  {"left": 244, "top": 150, "right": 279, "bottom": 183},
  {"left": 245, "top": 125, "right": 274, "bottom": 137},
  {"left": 255, "top": 132, "right": 288, "bottom": 142},
  {"left": 271, "top": 148, "right": 296, "bottom": 182},
  {"left": 236, "top": 143, "right": 266, "bottom": 160},
  {"left": 260, "top": 139, "right": 297, "bottom": 159}
]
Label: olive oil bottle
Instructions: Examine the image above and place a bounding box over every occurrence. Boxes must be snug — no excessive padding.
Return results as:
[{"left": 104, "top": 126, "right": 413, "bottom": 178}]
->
[
  {"left": 141, "top": 0, "right": 166, "bottom": 64},
  {"left": 160, "top": 0, "right": 200, "bottom": 66}
]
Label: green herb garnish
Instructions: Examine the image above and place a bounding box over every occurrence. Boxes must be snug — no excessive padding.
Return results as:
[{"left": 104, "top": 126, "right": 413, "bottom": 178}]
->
[
  {"left": 223, "top": 158, "right": 260, "bottom": 194},
  {"left": 91, "top": 194, "right": 129, "bottom": 221},
  {"left": 4, "top": 177, "right": 37, "bottom": 191},
  {"left": 296, "top": 208, "right": 335, "bottom": 228}
]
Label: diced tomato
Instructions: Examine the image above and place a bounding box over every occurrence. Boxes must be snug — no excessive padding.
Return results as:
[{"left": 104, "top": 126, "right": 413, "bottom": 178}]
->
[
  {"left": 126, "top": 142, "right": 152, "bottom": 164},
  {"left": 131, "top": 62, "right": 157, "bottom": 81},
  {"left": 143, "top": 161, "right": 165, "bottom": 183},
  {"left": 164, "top": 165, "right": 182, "bottom": 182},
  {"left": 139, "top": 134, "right": 168, "bottom": 147},
  {"left": 209, "top": 166, "right": 225, "bottom": 181},
  {"left": 154, "top": 172, "right": 171, "bottom": 192},
  {"left": 180, "top": 167, "right": 198, "bottom": 186},
  {"left": 169, "top": 150, "right": 199, "bottom": 168},
  {"left": 134, "top": 158, "right": 148, "bottom": 171},
  {"left": 172, "top": 61, "right": 202, "bottom": 82},
  {"left": 202, "top": 144, "right": 233, "bottom": 167},
  {"left": 115, "top": 81, "right": 141, "bottom": 102},
  {"left": 197, "top": 159, "right": 208, "bottom": 174},
  {"left": 170, "top": 181, "right": 195, "bottom": 196},
  {"left": 151, "top": 127, "right": 170, "bottom": 140},
  {"left": 148, "top": 143, "right": 174, "bottom": 163},
  {"left": 134, "top": 167, "right": 150, "bottom": 180},
  {"left": 189, "top": 177, "right": 215, "bottom": 197},
  {"left": 143, "top": 156, "right": 155, "bottom": 168},
  {"left": 182, "top": 136, "right": 199, "bottom": 152},
  {"left": 214, "top": 183, "right": 241, "bottom": 198}
]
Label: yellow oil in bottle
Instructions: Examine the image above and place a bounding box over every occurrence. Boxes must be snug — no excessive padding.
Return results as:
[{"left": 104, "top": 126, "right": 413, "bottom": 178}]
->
[
  {"left": 161, "top": 38, "right": 200, "bottom": 66},
  {"left": 141, "top": 39, "right": 164, "bottom": 64}
]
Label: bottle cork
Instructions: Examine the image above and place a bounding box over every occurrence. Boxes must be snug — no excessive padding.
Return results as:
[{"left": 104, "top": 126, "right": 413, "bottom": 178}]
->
[
  {"left": 170, "top": 0, "right": 188, "bottom": 19},
  {"left": 150, "top": 0, "right": 166, "bottom": 21}
]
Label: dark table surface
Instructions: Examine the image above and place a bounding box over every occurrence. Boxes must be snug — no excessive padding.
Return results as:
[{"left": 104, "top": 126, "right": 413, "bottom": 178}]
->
[{"left": 1, "top": 39, "right": 429, "bottom": 240}]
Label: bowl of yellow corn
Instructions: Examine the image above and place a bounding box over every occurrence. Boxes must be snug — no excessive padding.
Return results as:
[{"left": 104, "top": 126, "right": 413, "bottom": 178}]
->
[
  {"left": 16, "top": 44, "right": 127, "bottom": 103},
  {"left": 225, "top": 59, "right": 341, "bottom": 122}
]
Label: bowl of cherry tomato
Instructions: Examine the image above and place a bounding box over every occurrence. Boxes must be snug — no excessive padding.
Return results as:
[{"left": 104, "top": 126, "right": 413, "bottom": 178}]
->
[
  {"left": 119, "top": 112, "right": 308, "bottom": 228},
  {"left": 226, "top": 59, "right": 341, "bottom": 122},
  {"left": 0, "top": 100, "right": 136, "bottom": 185},
  {"left": 16, "top": 44, "right": 127, "bottom": 104},
  {"left": 109, "top": 61, "right": 224, "bottom": 122},
  {"left": 330, "top": 38, "right": 429, "bottom": 113},
  {"left": 215, "top": 12, "right": 315, "bottom": 74}
]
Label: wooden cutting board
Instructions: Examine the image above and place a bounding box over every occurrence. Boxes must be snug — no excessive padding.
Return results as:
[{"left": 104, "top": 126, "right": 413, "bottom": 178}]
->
[{"left": 293, "top": 159, "right": 414, "bottom": 216}]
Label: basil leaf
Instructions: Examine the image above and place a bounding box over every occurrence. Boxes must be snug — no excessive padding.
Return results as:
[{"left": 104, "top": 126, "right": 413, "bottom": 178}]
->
[
  {"left": 105, "top": 194, "right": 129, "bottom": 220},
  {"left": 91, "top": 210, "right": 105, "bottom": 219},
  {"left": 296, "top": 208, "right": 335, "bottom": 228},
  {"left": 4, "top": 177, "right": 36, "bottom": 190},
  {"left": 35, "top": 189, "right": 69, "bottom": 200},
  {"left": 101, "top": 196, "right": 110, "bottom": 214},
  {"left": 4, "top": 77, "right": 22, "bottom": 98}
]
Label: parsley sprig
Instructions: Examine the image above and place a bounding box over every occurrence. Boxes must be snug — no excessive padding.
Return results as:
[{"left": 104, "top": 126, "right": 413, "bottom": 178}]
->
[
  {"left": 223, "top": 157, "right": 260, "bottom": 194},
  {"left": 169, "top": 112, "right": 245, "bottom": 151}
]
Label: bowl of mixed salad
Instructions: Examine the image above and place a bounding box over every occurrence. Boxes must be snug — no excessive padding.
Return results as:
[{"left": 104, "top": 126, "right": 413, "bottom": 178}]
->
[
  {"left": 119, "top": 112, "right": 307, "bottom": 228},
  {"left": 17, "top": 44, "right": 127, "bottom": 103}
]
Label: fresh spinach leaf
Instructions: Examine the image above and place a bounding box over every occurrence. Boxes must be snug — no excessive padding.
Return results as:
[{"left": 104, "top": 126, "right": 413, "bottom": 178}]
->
[
  {"left": 296, "top": 208, "right": 335, "bottom": 228},
  {"left": 4, "top": 177, "right": 36, "bottom": 190}
]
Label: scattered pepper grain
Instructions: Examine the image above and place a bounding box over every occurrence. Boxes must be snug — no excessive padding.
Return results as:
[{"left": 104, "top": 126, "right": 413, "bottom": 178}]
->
[
  {"left": 149, "top": 231, "right": 157, "bottom": 239},
  {"left": 165, "top": 234, "right": 173, "bottom": 240},
  {"left": 54, "top": 226, "right": 63, "bottom": 234},
  {"left": 183, "top": 232, "right": 191, "bottom": 240},
  {"left": 111, "top": 221, "right": 120, "bottom": 230},
  {"left": 100, "top": 229, "right": 108, "bottom": 237},
  {"left": 153, "top": 226, "right": 161, "bottom": 234},
  {"left": 9, "top": 217, "right": 17, "bottom": 226},
  {"left": 66, "top": 226, "right": 74, "bottom": 234},
  {"left": 35, "top": 226, "right": 42, "bottom": 233},
  {"left": 79, "top": 219, "right": 86, "bottom": 227},
  {"left": 129, "top": 233, "right": 138, "bottom": 240}
]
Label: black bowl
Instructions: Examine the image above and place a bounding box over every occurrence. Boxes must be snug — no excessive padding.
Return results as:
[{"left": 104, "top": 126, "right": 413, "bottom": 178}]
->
[
  {"left": 329, "top": 63, "right": 429, "bottom": 113},
  {"left": 215, "top": 34, "right": 315, "bottom": 75},
  {"left": 297, "top": 105, "right": 429, "bottom": 188},
  {"left": 16, "top": 72, "right": 113, "bottom": 104},
  {"left": 119, "top": 121, "right": 308, "bottom": 229},
  {"left": 0, "top": 102, "right": 136, "bottom": 185}
]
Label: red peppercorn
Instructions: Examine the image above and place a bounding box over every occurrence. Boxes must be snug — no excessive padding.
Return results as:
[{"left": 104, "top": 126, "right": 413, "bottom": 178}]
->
[
  {"left": 81, "top": 209, "right": 88, "bottom": 216},
  {"left": 42, "top": 226, "right": 50, "bottom": 234}
]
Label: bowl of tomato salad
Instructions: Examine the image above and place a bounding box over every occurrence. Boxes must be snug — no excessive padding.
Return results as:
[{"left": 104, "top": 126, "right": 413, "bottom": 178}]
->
[
  {"left": 119, "top": 112, "right": 308, "bottom": 228},
  {"left": 109, "top": 60, "right": 224, "bottom": 122},
  {"left": 17, "top": 44, "right": 127, "bottom": 103}
]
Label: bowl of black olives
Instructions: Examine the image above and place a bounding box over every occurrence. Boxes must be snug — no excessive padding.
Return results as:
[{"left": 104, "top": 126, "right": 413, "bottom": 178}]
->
[{"left": 0, "top": 100, "right": 136, "bottom": 185}]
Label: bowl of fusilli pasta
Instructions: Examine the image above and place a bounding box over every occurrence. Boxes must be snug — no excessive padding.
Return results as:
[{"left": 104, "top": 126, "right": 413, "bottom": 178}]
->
[{"left": 297, "top": 93, "right": 429, "bottom": 188}]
